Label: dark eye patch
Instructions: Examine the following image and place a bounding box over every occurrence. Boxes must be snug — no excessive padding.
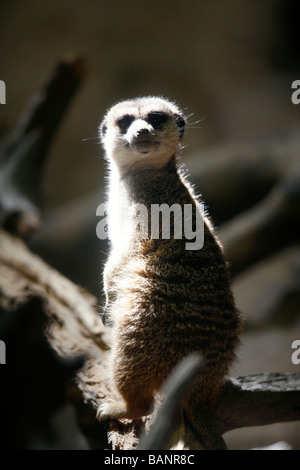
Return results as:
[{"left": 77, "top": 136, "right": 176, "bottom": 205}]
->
[
  {"left": 116, "top": 115, "right": 135, "bottom": 133},
  {"left": 174, "top": 114, "right": 185, "bottom": 138},
  {"left": 146, "top": 112, "right": 169, "bottom": 131}
]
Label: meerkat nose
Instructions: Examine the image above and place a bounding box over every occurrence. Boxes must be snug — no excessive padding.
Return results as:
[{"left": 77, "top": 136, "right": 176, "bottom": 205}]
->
[{"left": 136, "top": 128, "right": 151, "bottom": 138}]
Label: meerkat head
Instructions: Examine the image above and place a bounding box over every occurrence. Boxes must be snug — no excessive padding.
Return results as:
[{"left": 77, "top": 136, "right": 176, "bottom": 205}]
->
[{"left": 99, "top": 96, "right": 186, "bottom": 175}]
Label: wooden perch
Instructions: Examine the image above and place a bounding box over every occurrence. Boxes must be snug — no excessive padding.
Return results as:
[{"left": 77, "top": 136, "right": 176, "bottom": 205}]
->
[
  {"left": 138, "top": 370, "right": 300, "bottom": 450},
  {"left": 0, "top": 227, "right": 106, "bottom": 357},
  {"left": 0, "top": 54, "right": 87, "bottom": 238},
  {"left": 0, "top": 226, "right": 299, "bottom": 450},
  {"left": 216, "top": 373, "right": 300, "bottom": 435}
]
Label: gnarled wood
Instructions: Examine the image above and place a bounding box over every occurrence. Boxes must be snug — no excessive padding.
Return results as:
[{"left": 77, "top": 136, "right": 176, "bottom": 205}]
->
[
  {"left": 1, "top": 227, "right": 299, "bottom": 450},
  {"left": 0, "top": 54, "right": 87, "bottom": 238}
]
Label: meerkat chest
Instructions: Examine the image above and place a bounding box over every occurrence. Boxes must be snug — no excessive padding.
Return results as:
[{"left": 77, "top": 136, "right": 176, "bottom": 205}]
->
[{"left": 106, "top": 173, "right": 134, "bottom": 253}]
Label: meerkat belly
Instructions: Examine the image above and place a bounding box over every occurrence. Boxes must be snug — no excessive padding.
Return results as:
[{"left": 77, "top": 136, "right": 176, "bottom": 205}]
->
[{"left": 110, "top": 249, "right": 239, "bottom": 391}]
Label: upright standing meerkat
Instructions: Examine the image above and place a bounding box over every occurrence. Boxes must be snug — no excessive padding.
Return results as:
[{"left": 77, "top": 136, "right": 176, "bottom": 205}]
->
[{"left": 97, "top": 96, "right": 242, "bottom": 449}]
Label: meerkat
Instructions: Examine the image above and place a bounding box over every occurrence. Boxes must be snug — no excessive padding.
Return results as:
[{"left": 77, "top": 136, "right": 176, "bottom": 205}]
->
[{"left": 97, "top": 96, "right": 242, "bottom": 449}]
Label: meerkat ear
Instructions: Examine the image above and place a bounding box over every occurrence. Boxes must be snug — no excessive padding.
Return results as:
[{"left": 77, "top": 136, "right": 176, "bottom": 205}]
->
[
  {"left": 99, "top": 120, "right": 107, "bottom": 139},
  {"left": 174, "top": 114, "right": 186, "bottom": 138}
]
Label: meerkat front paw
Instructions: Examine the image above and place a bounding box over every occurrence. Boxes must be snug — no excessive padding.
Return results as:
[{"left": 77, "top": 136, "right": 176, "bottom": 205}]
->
[{"left": 97, "top": 400, "right": 128, "bottom": 421}]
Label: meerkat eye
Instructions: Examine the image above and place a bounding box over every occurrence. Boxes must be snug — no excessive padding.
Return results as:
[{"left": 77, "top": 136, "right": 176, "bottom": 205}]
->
[
  {"left": 174, "top": 114, "right": 185, "bottom": 138},
  {"left": 116, "top": 115, "right": 135, "bottom": 134},
  {"left": 146, "top": 112, "right": 169, "bottom": 131}
]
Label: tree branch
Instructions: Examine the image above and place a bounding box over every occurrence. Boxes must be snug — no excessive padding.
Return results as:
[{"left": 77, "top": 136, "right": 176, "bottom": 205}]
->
[
  {"left": 138, "top": 354, "right": 207, "bottom": 451},
  {"left": 0, "top": 54, "right": 87, "bottom": 238},
  {"left": 216, "top": 373, "right": 300, "bottom": 434}
]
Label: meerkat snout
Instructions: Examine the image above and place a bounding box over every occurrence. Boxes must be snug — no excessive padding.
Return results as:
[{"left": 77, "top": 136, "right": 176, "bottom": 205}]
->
[
  {"left": 125, "top": 118, "right": 156, "bottom": 155},
  {"left": 136, "top": 127, "right": 150, "bottom": 137}
]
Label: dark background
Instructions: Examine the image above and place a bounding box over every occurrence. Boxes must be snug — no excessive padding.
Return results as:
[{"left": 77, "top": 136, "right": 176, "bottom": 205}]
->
[{"left": 0, "top": 0, "right": 299, "bottom": 449}]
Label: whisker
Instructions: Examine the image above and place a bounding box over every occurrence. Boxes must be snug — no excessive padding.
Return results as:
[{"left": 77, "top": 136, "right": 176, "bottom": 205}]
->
[
  {"left": 186, "top": 125, "right": 204, "bottom": 130},
  {"left": 188, "top": 117, "right": 206, "bottom": 126},
  {"left": 82, "top": 136, "right": 99, "bottom": 142},
  {"left": 185, "top": 112, "right": 195, "bottom": 121}
]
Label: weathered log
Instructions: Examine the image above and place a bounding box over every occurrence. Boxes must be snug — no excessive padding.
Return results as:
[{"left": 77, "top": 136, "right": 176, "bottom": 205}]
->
[
  {"left": 1, "top": 227, "right": 299, "bottom": 450},
  {"left": 137, "top": 371, "right": 300, "bottom": 450},
  {"left": 216, "top": 373, "right": 300, "bottom": 434},
  {"left": 0, "top": 227, "right": 106, "bottom": 356}
]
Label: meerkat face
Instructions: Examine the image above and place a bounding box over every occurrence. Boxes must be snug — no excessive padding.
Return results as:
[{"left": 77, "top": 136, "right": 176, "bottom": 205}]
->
[{"left": 99, "top": 97, "right": 186, "bottom": 174}]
